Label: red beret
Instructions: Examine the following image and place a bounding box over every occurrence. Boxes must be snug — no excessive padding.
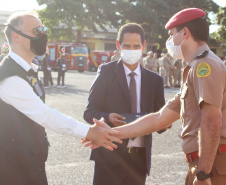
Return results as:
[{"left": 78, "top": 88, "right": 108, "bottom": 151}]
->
[{"left": 165, "top": 8, "right": 206, "bottom": 29}]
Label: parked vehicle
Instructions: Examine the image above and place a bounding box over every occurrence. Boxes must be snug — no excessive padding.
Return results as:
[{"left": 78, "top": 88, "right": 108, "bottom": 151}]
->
[{"left": 88, "top": 50, "right": 114, "bottom": 72}]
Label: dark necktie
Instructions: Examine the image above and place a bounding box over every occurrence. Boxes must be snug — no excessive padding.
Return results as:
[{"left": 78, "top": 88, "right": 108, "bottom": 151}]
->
[{"left": 129, "top": 72, "right": 137, "bottom": 140}]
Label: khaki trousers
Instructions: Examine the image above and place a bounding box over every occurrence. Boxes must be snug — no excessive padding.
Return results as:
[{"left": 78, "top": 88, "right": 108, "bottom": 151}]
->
[{"left": 185, "top": 152, "right": 226, "bottom": 185}]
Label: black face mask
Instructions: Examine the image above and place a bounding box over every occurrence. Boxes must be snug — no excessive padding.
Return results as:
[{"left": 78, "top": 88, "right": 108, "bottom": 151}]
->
[{"left": 7, "top": 24, "right": 48, "bottom": 56}]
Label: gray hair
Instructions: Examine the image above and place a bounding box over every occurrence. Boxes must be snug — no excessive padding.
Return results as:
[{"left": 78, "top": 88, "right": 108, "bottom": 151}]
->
[{"left": 4, "top": 11, "right": 38, "bottom": 45}]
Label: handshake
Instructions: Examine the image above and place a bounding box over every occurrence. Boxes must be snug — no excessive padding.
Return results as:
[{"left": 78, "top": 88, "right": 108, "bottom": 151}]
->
[{"left": 82, "top": 117, "right": 124, "bottom": 151}]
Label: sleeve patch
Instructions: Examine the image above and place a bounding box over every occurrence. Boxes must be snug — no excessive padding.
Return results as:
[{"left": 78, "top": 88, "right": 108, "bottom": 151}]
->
[{"left": 196, "top": 62, "right": 211, "bottom": 78}]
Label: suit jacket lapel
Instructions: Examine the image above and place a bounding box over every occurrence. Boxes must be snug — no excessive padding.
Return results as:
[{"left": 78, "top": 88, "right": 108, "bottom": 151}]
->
[
  {"left": 140, "top": 66, "right": 150, "bottom": 112},
  {"left": 114, "top": 60, "right": 131, "bottom": 104}
]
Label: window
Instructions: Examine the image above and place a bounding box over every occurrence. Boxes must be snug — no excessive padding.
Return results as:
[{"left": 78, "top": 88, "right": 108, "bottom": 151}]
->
[{"left": 71, "top": 46, "right": 88, "bottom": 54}]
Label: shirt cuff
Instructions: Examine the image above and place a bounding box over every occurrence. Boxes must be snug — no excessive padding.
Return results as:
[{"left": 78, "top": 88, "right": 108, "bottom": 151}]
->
[{"left": 73, "top": 121, "right": 90, "bottom": 138}]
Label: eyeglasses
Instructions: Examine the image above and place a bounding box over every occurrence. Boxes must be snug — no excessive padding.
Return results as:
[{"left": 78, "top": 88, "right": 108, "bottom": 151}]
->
[{"left": 20, "top": 26, "right": 48, "bottom": 36}]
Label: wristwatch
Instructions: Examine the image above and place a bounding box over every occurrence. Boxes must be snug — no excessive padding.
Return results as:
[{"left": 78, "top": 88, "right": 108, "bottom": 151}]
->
[{"left": 196, "top": 171, "right": 211, "bottom": 181}]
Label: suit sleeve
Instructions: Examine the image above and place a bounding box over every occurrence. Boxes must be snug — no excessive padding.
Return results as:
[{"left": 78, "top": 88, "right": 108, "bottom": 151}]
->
[
  {"left": 154, "top": 76, "right": 165, "bottom": 111},
  {"left": 83, "top": 65, "right": 111, "bottom": 125}
]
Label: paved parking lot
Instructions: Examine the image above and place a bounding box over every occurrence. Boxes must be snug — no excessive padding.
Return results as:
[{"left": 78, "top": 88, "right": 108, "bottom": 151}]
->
[{"left": 40, "top": 70, "right": 187, "bottom": 185}]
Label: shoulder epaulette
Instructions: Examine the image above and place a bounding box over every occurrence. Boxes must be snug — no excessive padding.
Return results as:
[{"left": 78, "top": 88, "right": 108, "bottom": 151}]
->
[{"left": 195, "top": 50, "right": 209, "bottom": 60}]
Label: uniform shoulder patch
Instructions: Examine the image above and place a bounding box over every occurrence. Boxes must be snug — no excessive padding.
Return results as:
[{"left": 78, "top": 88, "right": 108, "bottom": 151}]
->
[{"left": 196, "top": 62, "right": 211, "bottom": 78}]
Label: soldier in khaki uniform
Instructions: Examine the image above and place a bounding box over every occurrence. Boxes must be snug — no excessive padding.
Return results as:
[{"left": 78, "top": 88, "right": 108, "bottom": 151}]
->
[
  {"left": 173, "top": 59, "right": 182, "bottom": 87},
  {"left": 162, "top": 53, "right": 171, "bottom": 87},
  {"left": 143, "top": 51, "right": 153, "bottom": 70},
  {"left": 91, "top": 8, "right": 226, "bottom": 185},
  {"left": 158, "top": 53, "right": 166, "bottom": 85},
  {"left": 167, "top": 54, "right": 175, "bottom": 87},
  {"left": 111, "top": 50, "right": 120, "bottom": 61},
  {"left": 151, "top": 53, "right": 158, "bottom": 73}
]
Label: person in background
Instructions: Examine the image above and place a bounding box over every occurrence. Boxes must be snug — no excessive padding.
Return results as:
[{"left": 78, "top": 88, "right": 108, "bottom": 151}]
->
[
  {"left": 173, "top": 59, "right": 183, "bottom": 87},
  {"left": 42, "top": 53, "right": 55, "bottom": 88},
  {"left": 162, "top": 53, "right": 171, "bottom": 88},
  {"left": 167, "top": 54, "right": 175, "bottom": 87},
  {"left": 111, "top": 50, "right": 120, "bottom": 61},
  {"left": 152, "top": 53, "right": 159, "bottom": 73},
  {"left": 143, "top": 51, "right": 153, "bottom": 70},
  {"left": 56, "top": 53, "right": 67, "bottom": 88}
]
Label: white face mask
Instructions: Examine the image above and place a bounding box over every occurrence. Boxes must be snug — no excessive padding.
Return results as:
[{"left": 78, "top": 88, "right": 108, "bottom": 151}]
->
[
  {"left": 120, "top": 48, "right": 142, "bottom": 65},
  {"left": 166, "top": 29, "right": 185, "bottom": 59}
]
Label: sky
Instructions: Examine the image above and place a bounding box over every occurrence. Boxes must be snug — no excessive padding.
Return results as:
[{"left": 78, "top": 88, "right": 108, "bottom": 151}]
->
[{"left": 0, "top": 0, "right": 225, "bottom": 33}]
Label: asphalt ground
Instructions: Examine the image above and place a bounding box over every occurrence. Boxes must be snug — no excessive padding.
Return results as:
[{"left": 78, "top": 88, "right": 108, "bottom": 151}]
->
[{"left": 39, "top": 70, "right": 187, "bottom": 185}]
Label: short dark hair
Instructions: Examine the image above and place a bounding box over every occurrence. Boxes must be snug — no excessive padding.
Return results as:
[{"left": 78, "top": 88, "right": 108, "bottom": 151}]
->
[
  {"left": 176, "top": 17, "right": 209, "bottom": 42},
  {"left": 117, "top": 23, "right": 145, "bottom": 44}
]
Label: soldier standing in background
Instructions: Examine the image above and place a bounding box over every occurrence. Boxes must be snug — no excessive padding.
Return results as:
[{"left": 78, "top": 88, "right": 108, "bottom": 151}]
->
[
  {"left": 151, "top": 53, "right": 159, "bottom": 73},
  {"left": 167, "top": 54, "right": 175, "bottom": 87},
  {"left": 57, "top": 53, "right": 67, "bottom": 88},
  {"left": 173, "top": 59, "right": 182, "bottom": 87},
  {"left": 111, "top": 50, "right": 120, "bottom": 61},
  {"left": 143, "top": 51, "right": 153, "bottom": 70},
  {"left": 42, "top": 53, "right": 55, "bottom": 88},
  {"left": 162, "top": 53, "right": 171, "bottom": 88}
]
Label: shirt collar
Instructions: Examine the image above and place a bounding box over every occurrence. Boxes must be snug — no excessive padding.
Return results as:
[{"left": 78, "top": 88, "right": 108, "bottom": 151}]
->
[
  {"left": 9, "top": 50, "right": 39, "bottom": 72},
  {"left": 123, "top": 62, "right": 141, "bottom": 77},
  {"left": 188, "top": 44, "right": 210, "bottom": 66}
]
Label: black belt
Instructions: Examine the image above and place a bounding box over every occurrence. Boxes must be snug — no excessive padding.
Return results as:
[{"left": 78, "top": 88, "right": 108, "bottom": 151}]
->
[{"left": 128, "top": 147, "right": 145, "bottom": 154}]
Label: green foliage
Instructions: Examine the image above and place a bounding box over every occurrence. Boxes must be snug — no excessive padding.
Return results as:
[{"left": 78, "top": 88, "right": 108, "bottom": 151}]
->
[
  {"left": 213, "top": 7, "right": 226, "bottom": 43},
  {"left": 37, "top": 0, "right": 220, "bottom": 47}
]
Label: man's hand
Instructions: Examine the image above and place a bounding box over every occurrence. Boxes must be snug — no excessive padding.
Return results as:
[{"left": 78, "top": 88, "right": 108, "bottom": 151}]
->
[
  {"left": 193, "top": 177, "right": 211, "bottom": 185},
  {"left": 109, "top": 113, "right": 126, "bottom": 127},
  {"left": 85, "top": 118, "right": 123, "bottom": 151}
]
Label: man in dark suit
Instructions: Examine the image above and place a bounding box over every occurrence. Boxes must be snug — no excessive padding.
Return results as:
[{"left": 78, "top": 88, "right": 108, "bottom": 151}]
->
[{"left": 83, "top": 23, "right": 165, "bottom": 185}]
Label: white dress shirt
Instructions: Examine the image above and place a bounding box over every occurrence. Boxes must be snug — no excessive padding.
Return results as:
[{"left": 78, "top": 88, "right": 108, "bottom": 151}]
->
[
  {"left": 0, "top": 51, "right": 90, "bottom": 138},
  {"left": 123, "top": 63, "right": 145, "bottom": 148}
]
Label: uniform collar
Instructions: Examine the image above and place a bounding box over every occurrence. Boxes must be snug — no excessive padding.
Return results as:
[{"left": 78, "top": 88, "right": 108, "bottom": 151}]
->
[
  {"left": 188, "top": 44, "right": 210, "bottom": 67},
  {"left": 9, "top": 50, "right": 39, "bottom": 72},
  {"left": 123, "top": 62, "right": 141, "bottom": 77}
]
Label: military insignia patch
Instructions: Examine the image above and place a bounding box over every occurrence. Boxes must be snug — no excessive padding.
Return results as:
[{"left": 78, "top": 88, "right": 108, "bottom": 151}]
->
[
  {"left": 34, "top": 82, "right": 43, "bottom": 96},
  {"left": 196, "top": 62, "right": 211, "bottom": 78},
  {"left": 32, "top": 78, "right": 38, "bottom": 86}
]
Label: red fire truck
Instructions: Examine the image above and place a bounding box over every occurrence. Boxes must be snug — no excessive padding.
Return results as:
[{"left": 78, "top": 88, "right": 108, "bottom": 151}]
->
[
  {"left": 47, "top": 42, "right": 89, "bottom": 72},
  {"left": 88, "top": 50, "right": 114, "bottom": 72}
]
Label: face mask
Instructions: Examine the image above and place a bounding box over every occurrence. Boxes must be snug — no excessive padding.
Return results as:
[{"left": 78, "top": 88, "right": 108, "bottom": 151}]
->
[
  {"left": 166, "top": 29, "right": 185, "bottom": 59},
  {"left": 7, "top": 24, "right": 48, "bottom": 56},
  {"left": 120, "top": 49, "right": 142, "bottom": 65}
]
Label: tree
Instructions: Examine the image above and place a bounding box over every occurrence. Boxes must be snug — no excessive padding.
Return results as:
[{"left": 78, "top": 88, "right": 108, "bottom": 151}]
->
[
  {"left": 111, "top": 0, "right": 219, "bottom": 49},
  {"left": 37, "top": 0, "right": 121, "bottom": 42},
  {"left": 37, "top": 0, "right": 219, "bottom": 48},
  {"left": 214, "top": 7, "right": 226, "bottom": 43}
]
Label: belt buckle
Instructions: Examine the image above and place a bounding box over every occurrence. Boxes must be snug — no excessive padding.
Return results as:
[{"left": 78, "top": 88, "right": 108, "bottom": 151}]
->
[
  {"left": 128, "top": 147, "right": 133, "bottom": 153},
  {"left": 186, "top": 154, "right": 193, "bottom": 163},
  {"left": 128, "top": 147, "right": 138, "bottom": 153}
]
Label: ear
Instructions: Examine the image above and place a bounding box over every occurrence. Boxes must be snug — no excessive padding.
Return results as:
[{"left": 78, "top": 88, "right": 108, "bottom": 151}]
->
[
  {"left": 11, "top": 31, "right": 21, "bottom": 43},
  {"left": 142, "top": 40, "right": 146, "bottom": 52},
  {"left": 116, "top": 40, "right": 120, "bottom": 51},
  {"left": 183, "top": 27, "right": 190, "bottom": 39}
]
